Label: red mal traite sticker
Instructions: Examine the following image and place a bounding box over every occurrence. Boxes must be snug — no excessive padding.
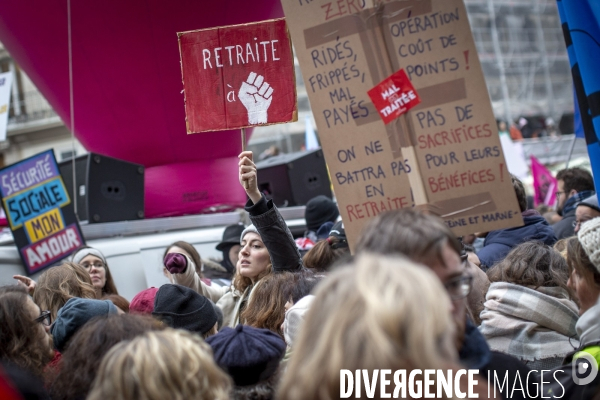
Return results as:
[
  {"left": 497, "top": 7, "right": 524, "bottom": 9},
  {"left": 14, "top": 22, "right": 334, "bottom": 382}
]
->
[{"left": 368, "top": 69, "right": 421, "bottom": 125}]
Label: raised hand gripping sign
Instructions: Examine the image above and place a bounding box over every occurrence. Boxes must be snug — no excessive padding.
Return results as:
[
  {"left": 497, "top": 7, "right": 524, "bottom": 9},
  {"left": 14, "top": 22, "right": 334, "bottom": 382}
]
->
[{"left": 178, "top": 18, "right": 297, "bottom": 133}]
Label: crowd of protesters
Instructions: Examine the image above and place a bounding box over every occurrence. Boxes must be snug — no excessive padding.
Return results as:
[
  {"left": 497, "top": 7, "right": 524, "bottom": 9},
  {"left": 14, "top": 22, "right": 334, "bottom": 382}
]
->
[{"left": 1, "top": 152, "right": 600, "bottom": 399}]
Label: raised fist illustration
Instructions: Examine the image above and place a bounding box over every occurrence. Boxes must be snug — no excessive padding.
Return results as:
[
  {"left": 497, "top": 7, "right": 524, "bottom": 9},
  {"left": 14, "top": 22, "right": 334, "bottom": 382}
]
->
[{"left": 238, "top": 72, "right": 273, "bottom": 124}]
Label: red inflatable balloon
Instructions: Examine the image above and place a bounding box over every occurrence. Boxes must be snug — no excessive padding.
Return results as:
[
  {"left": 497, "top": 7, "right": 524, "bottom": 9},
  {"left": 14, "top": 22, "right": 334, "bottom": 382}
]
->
[{"left": 0, "top": 0, "right": 284, "bottom": 217}]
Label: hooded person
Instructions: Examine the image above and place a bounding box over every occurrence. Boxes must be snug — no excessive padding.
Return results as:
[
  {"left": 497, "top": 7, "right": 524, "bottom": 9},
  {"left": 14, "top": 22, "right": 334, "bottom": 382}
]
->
[
  {"left": 206, "top": 324, "right": 286, "bottom": 398},
  {"left": 477, "top": 175, "right": 557, "bottom": 269},
  {"left": 302, "top": 195, "right": 339, "bottom": 243},
  {"left": 51, "top": 297, "right": 118, "bottom": 352}
]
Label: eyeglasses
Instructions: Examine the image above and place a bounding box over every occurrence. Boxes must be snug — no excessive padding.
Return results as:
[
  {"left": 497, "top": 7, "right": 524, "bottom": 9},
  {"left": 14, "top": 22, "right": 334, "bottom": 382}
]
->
[
  {"left": 444, "top": 275, "right": 473, "bottom": 300},
  {"left": 573, "top": 219, "right": 593, "bottom": 229},
  {"left": 34, "top": 310, "right": 52, "bottom": 326},
  {"left": 80, "top": 262, "right": 105, "bottom": 269}
]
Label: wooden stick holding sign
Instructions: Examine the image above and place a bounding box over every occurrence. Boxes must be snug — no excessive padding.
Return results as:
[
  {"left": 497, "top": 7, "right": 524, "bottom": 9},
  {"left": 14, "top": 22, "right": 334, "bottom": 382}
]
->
[{"left": 241, "top": 128, "right": 249, "bottom": 189}]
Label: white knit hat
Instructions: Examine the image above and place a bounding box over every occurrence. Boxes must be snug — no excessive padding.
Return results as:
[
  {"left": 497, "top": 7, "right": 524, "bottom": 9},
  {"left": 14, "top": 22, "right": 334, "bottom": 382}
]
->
[
  {"left": 578, "top": 217, "right": 600, "bottom": 271},
  {"left": 283, "top": 295, "right": 314, "bottom": 347},
  {"left": 240, "top": 224, "right": 260, "bottom": 243}
]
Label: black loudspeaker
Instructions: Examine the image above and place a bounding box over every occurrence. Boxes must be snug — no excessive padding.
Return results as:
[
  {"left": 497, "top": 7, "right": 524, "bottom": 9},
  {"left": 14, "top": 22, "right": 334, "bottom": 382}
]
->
[
  {"left": 255, "top": 148, "right": 332, "bottom": 207},
  {"left": 59, "top": 153, "right": 145, "bottom": 223}
]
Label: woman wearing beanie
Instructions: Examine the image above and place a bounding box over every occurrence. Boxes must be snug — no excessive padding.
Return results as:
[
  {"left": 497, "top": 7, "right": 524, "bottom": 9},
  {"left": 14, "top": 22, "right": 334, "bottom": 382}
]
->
[
  {"left": 71, "top": 246, "right": 119, "bottom": 298},
  {"left": 163, "top": 151, "right": 303, "bottom": 327},
  {"left": 545, "top": 219, "right": 600, "bottom": 397}
]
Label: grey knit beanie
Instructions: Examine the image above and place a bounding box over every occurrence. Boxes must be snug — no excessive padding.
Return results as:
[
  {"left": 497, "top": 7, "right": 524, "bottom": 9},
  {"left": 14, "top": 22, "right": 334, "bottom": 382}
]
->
[{"left": 578, "top": 216, "right": 600, "bottom": 272}]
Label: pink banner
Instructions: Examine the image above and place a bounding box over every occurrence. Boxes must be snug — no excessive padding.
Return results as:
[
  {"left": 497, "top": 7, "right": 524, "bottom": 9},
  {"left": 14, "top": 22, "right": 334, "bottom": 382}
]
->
[{"left": 531, "top": 156, "right": 557, "bottom": 207}]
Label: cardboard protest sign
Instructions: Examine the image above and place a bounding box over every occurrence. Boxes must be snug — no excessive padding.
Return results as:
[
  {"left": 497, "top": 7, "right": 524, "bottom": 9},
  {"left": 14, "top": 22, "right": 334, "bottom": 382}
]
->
[
  {"left": 178, "top": 18, "right": 298, "bottom": 133},
  {"left": 281, "top": 0, "right": 523, "bottom": 249},
  {"left": 0, "top": 150, "right": 85, "bottom": 274}
]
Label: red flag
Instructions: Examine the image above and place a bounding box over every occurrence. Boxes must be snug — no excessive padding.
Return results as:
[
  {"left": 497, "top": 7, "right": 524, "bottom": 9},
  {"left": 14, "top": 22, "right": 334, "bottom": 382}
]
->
[{"left": 531, "top": 156, "right": 557, "bottom": 207}]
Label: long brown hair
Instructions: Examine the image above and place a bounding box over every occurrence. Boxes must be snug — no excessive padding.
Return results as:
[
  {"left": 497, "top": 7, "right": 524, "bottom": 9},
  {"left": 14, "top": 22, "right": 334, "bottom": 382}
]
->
[
  {"left": 488, "top": 241, "right": 572, "bottom": 294},
  {"left": 33, "top": 262, "right": 97, "bottom": 320},
  {"left": 303, "top": 237, "right": 349, "bottom": 271},
  {"left": 0, "top": 285, "right": 53, "bottom": 378},
  {"left": 240, "top": 272, "right": 296, "bottom": 338},
  {"left": 47, "top": 314, "right": 164, "bottom": 400},
  {"left": 164, "top": 241, "right": 204, "bottom": 277}
]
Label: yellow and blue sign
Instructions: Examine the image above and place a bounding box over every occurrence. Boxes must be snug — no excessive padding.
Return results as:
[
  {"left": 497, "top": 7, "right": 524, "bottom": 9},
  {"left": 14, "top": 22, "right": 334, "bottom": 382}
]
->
[{"left": 0, "top": 150, "right": 84, "bottom": 274}]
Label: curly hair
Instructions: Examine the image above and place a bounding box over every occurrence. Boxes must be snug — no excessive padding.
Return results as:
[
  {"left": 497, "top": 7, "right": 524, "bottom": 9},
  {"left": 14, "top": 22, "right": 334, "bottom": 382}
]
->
[
  {"left": 47, "top": 314, "right": 164, "bottom": 400},
  {"left": 0, "top": 285, "right": 53, "bottom": 378},
  {"left": 33, "top": 262, "right": 96, "bottom": 321},
  {"left": 488, "top": 241, "right": 572, "bottom": 294},
  {"left": 87, "top": 329, "right": 231, "bottom": 400},
  {"left": 556, "top": 167, "right": 594, "bottom": 195}
]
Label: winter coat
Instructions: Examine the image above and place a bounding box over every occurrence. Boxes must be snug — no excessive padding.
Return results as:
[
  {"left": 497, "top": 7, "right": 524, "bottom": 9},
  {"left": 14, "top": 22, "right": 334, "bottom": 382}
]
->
[
  {"left": 545, "top": 297, "right": 600, "bottom": 399},
  {"left": 478, "top": 210, "right": 557, "bottom": 269},
  {"left": 461, "top": 319, "right": 537, "bottom": 400}
]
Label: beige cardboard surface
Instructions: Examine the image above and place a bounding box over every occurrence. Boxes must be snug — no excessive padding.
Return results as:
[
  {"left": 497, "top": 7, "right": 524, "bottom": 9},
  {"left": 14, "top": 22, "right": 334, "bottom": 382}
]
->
[{"left": 281, "top": 0, "right": 523, "bottom": 250}]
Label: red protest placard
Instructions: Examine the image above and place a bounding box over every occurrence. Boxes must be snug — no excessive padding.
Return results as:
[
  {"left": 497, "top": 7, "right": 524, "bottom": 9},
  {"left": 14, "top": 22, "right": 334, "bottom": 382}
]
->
[
  {"left": 367, "top": 69, "right": 421, "bottom": 125},
  {"left": 178, "top": 18, "right": 298, "bottom": 133}
]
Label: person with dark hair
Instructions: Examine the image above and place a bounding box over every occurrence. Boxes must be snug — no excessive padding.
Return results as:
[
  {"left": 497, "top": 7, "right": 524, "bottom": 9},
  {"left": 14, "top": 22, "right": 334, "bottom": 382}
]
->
[
  {"left": 480, "top": 242, "right": 579, "bottom": 370},
  {"left": 215, "top": 224, "right": 245, "bottom": 278},
  {"left": 101, "top": 294, "right": 129, "bottom": 313},
  {"left": 71, "top": 247, "right": 119, "bottom": 298},
  {"left": 0, "top": 285, "right": 54, "bottom": 379},
  {"left": 303, "top": 195, "right": 339, "bottom": 242},
  {"left": 207, "top": 325, "right": 286, "bottom": 399},
  {"left": 302, "top": 220, "right": 350, "bottom": 271},
  {"left": 152, "top": 283, "right": 219, "bottom": 338},
  {"left": 47, "top": 314, "right": 164, "bottom": 400},
  {"left": 574, "top": 194, "right": 600, "bottom": 234},
  {"left": 477, "top": 175, "right": 556, "bottom": 269},
  {"left": 355, "top": 208, "right": 536, "bottom": 400},
  {"left": 553, "top": 167, "right": 595, "bottom": 239}
]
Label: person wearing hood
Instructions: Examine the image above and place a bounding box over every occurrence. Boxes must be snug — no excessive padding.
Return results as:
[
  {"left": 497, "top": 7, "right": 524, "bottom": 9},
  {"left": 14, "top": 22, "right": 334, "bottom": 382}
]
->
[
  {"left": 553, "top": 167, "right": 595, "bottom": 240},
  {"left": 574, "top": 194, "right": 600, "bottom": 234},
  {"left": 477, "top": 175, "right": 557, "bottom": 270},
  {"left": 545, "top": 219, "right": 600, "bottom": 398}
]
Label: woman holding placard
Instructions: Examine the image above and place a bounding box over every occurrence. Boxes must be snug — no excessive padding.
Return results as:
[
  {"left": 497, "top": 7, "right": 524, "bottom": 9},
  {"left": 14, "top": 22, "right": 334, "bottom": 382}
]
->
[{"left": 163, "top": 151, "right": 303, "bottom": 327}]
